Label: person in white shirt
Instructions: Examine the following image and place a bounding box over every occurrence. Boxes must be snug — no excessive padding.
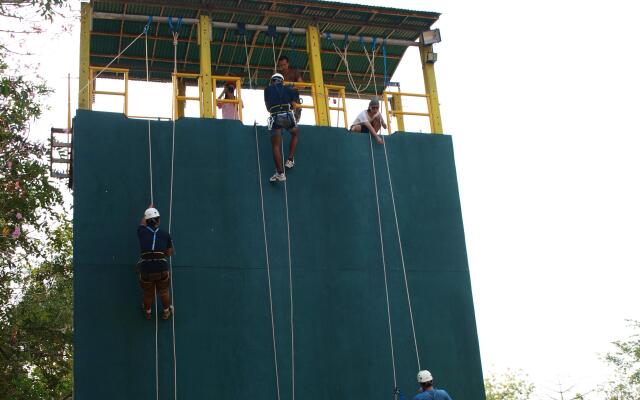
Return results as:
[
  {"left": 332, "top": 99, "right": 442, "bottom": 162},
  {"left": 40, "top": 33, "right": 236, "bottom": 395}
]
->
[{"left": 349, "top": 98, "right": 387, "bottom": 144}]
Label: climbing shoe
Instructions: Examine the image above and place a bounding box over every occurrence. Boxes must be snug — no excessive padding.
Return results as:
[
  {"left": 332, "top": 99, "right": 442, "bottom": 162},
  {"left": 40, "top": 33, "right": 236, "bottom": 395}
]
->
[
  {"left": 142, "top": 304, "right": 151, "bottom": 320},
  {"left": 269, "top": 172, "right": 286, "bottom": 182},
  {"left": 285, "top": 158, "right": 295, "bottom": 169},
  {"left": 162, "top": 305, "right": 173, "bottom": 320}
]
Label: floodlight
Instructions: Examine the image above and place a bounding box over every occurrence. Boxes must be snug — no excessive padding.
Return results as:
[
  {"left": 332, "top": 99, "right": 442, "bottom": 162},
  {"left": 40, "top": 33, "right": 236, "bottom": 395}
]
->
[{"left": 421, "top": 29, "right": 441, "bottom": 45}]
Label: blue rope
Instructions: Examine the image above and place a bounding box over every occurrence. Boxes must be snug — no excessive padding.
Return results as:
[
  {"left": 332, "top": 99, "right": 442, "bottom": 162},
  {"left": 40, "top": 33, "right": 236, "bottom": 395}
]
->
[
  {"left": 237, "top": 22, "right": 247, "bottom": 36},
  {"left": 371, "top": 36, "right": 377, "bottom": 52},
  {"left": 144, "top": 16, "right": 153, "bottom": 34},
  {"left": 382, "top": 39, "right": 388, "bottom": 87},
  {"left": 168, "top": 16, "right": 183, "bottom": 35}
]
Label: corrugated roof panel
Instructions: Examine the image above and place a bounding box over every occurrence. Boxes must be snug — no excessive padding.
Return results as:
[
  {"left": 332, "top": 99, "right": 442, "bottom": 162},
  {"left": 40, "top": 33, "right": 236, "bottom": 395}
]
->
[{"left": 89, "top": 0, "right": 439, "bottom": 96}]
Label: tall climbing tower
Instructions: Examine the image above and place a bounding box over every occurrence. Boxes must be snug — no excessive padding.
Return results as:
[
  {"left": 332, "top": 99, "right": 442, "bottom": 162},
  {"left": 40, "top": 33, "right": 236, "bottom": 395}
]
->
[{"left": 71, "top": 1, "right": 485, "bottom": 399}]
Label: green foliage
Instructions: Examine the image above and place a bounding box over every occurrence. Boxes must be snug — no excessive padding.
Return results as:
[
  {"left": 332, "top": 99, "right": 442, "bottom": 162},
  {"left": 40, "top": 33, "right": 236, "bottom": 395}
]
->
[
  {"left": 485, "top": 369, "right": 535, "bottom": 400},
  {"left": 601, "top": 320, "right": 640, "bottom": 400},
  {"left": 0, "top": 221, "right": 73, "bottom": 400}
]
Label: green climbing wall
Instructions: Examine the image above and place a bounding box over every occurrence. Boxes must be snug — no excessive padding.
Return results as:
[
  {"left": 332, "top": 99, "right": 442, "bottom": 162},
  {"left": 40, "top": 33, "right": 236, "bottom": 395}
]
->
[{"left": 73, "top": 109, "right": 484, "bottom": 400}]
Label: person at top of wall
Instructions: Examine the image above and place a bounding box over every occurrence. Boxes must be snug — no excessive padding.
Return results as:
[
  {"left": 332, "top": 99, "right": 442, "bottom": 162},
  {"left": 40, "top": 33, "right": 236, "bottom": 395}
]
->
[
  {"left": 217, "top": 81, "right": 240, "bottom": 120},
  {"left": 350, "top": 98, "right": 387, "bottom": 144},
  {"left": 413, "top": 370, "right": 453, "bottom": 400},
  {"left": 264, "top": 72, "right": 300, "bottom": 183},
  {"left": 277, "top": 55, "right": 303, "bottom": 123},
  {"left": 137, "top": 204, "right": 174, "bottom": 320}
]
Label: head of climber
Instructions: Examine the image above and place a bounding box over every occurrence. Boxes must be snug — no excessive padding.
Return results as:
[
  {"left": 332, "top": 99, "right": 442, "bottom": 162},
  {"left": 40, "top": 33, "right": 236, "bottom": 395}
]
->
[
  {"left": 144, "top": 207, "right": 160, "bottom": 227},
  {"left": 224, "top": 81, "right": 235, "bottom": 93},
  {"left": 417, "top": 370, "right": 434, "bottom": 391},
  {"left": 271, "top": 73, "right": 284, "bottom": 86}
]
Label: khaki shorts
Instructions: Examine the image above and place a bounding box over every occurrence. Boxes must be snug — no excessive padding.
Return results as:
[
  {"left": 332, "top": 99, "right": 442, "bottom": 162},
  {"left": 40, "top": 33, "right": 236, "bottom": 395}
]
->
[{"left": 138, "top": 271, "right": 170, "bottom": 296}]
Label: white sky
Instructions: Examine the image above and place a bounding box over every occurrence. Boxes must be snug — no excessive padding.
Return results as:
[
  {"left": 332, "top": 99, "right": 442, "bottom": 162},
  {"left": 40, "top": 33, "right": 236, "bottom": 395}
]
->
[{"left": 16, "top": 0, "right": 640, "bottom": 397}]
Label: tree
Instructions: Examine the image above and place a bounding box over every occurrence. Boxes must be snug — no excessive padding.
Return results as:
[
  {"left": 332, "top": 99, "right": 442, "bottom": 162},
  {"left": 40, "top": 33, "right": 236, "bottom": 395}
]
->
[
  {"left": 0, "top": 221, "right": 73, "bottom": 399},
  {"left": 485, "top": 369, "right": 535, "bottom": 400},
  {"left": 601, "top": 320, "right": 640, "bottom": 400},
  {"left": 1, "top": 0, "right": 72, "bottom": 398}
]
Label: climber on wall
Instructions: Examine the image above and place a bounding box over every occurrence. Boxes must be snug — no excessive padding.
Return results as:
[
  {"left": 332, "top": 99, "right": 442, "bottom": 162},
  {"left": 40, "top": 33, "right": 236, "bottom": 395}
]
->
[
  {"left": 137, "top": 204, "right": 174, "bottom": 320},
  {"left": 264, "top": 72, "right": 301, "bottom": 183},
  {"left": 413, "top": 370, "right": 453, "bottom": 400}
]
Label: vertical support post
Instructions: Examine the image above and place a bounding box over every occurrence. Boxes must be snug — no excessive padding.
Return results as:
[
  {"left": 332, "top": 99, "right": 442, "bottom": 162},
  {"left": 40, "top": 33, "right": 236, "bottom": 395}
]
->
[
  {"left": 176, "top": 79, "right": 186, "bottom": 119},
  {"left": 306, "top": 25, "right": 329, "bottom": 126},
  {"left": 390, "top": 93, "right": 405, "bottom": 132},
  {"left": 78, "top": 2, "right": 92, "bottom": 110},
  {"left": 419, "top": 44, "right": 443, "bottom": 133},
  {"left": 198, "top": 15, "right": 213, "bottom": 118},
  {"left": 67, "top": 73, "right": 71, "bottom": 131}
]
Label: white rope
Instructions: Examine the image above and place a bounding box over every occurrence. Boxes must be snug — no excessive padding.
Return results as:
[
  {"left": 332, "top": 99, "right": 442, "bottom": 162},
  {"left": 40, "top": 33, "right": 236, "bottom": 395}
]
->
[
  {"left": 368, "top": 134, "right": 398, "bottom": 390},
  {"left": 154, "top": 286, "right": 159, "bottom": 400},
  {"left": 271, "top": 36, "right": 277, "bottom": 72},
  {"left": 78, "top": 29, "right": 146, "bottom": 99},
  {"left": 145, "top": 29, "right": 154, "bottom": 205},
  {"left": 282, "top": 141, "right": 295, "bottom": 400},
  {"left": 168, "top": 30, "right": 179, "bottom": 400},
  {"left": 253, "top": 123, "right": 282, "bottom": 400},
  {"left": 242, "top": 35, "right": 253, "bottom": 90},
  {"left": 381, "top": 141, "right": 421, "bottom": 370}
]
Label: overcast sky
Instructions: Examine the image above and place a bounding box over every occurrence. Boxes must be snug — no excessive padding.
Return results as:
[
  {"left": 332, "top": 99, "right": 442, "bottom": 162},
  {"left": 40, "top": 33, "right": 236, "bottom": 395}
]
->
[{"left": 18, "top": 0, "right": 640, "bottom": 397}]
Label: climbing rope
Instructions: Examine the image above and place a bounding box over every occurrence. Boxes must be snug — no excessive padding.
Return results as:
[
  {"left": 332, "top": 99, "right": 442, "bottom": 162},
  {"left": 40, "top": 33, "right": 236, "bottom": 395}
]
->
[
  {"left": 167, "top": 16, "right": 182, "bottom": 400},
  {"left": 369, "top": 131, "right": 399, "bottom": 391},
  {"left": 253, "top": 123, "right": 296, "bottom": 400},
  {"left": 145, "top": 17, "right": 154, "bottom": 205},
  {"left": 282, "top": 142, "right": 296, "bottom": 400},
  {"left": 381, "top": 142, "right": 421, "bottom": 371},
  {"left": 253, "top": 122, "right": 282, "bottom": 400}
]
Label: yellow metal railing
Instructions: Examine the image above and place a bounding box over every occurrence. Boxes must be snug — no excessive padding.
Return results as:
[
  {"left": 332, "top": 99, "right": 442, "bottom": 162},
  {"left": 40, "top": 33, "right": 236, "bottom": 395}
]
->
[
  {"left": 89, "top": 66, "right": 129, "bottom": 115},
  {"left": 172, "top": 72, "right": 202, "bottom": 120},
  {"left": 285, "top": 81, "right": 319, "bottom": 124},
  {"left": 324, "top": 84, "right": 348, "bottom": 128},
  {"left": 212, "top": 75, "right": 243, "bottom": 121},
  {"left": 382, "top": 90, "right": 431, "bottom": 133}
]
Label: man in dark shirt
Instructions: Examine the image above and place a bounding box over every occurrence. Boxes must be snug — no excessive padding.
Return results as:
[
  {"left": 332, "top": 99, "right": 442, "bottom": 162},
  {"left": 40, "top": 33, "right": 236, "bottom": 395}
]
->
[
  {"left": 137, "top": 205, "right": 173, "bottom": 320},
  {"left": 264, "top": 72, "right": 300, "bottom": 183},
  {"left": 277, "top": 55, "right": 303, "bottom": 123}
]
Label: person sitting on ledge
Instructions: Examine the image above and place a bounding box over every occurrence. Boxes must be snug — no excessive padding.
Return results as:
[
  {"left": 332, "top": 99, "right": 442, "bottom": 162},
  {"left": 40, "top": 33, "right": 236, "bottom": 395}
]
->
[
  {"left": 137, "top": 205, "right": 174, "bottom": 320},
  {"left": 349, "top": 98, "right": 387, "bottom": 144}
]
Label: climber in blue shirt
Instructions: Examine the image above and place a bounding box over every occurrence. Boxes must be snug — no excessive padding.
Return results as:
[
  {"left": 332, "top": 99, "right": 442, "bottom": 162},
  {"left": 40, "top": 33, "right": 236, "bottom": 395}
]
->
[
  {"left": 137, "top": 204, "right": 173, "bottom": 320},
  {"left": 413, "top": 370, "right": 453, "bottom": 400},
  {"left": 263, "top": 72, "right": 301, "bottom": 183}
]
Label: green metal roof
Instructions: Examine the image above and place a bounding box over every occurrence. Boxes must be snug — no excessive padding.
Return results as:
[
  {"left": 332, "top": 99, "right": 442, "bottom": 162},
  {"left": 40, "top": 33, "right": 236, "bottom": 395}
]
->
[{"left": 89, "top": 0, "right": 440, "bottom": 97}]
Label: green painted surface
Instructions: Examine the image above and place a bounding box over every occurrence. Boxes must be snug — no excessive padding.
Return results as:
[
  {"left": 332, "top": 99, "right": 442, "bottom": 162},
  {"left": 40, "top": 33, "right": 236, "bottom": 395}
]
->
[{"left": 73, "top": 110, "right": 484, "bottom": 399}]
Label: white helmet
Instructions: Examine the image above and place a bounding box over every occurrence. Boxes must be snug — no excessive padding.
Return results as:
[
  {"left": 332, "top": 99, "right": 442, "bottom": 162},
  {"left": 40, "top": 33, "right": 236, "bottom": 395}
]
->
[
  {"left": 417, "top": 370, "right": 433, "bottom": 383},
  {"left": 144, "top": 208, "right": 160, "bottom": 220},
  {"left": 271, "top": 73, "right": 284, "bottom": 83}
]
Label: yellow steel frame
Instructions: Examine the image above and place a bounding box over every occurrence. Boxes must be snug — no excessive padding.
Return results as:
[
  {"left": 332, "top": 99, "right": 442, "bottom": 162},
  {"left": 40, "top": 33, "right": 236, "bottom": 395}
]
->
[
  {"left": 390, "top": 94, "right": 405, "bottom": 132},
  {"left": 78, "top": 2, "right": 92, "bottom": 109},
  {"left": 172, "top": 72, "right": 202, "bottom": 120},
  {"left": 285, "top": 81, "right": 319, "bottom": 124},
  {"left": 198, "top": 15, "right": 213, "bottom": 118},
  {"left": 324, "top": 84, "right": 348, "bottom": 128},
  {"left": 88, "top": 66, "right": 129, "bottom": 115},
  {"left": 382, "top": 89, "right": 430, "bottom": 133},
  {"left": 211, "top": 75, "right": 243, "bottom": 121},
  {"left": 419, "top": 44, "right": 443, "bottom": 133},
  {"left": 305, "top": 26, "right": 330, "bottom": 126}
]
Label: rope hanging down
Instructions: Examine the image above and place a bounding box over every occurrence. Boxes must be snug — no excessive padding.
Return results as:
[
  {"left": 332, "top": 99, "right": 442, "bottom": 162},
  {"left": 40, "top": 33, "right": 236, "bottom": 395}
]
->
[
  {"left": 238, "top": 23, "right": 253, "bottom": 90},
  {"left": 254, "top": 123, "right": 282, "bottom": 400},
  {"left": 167, "top": 16, "right": 181, "bottom": 400}
]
